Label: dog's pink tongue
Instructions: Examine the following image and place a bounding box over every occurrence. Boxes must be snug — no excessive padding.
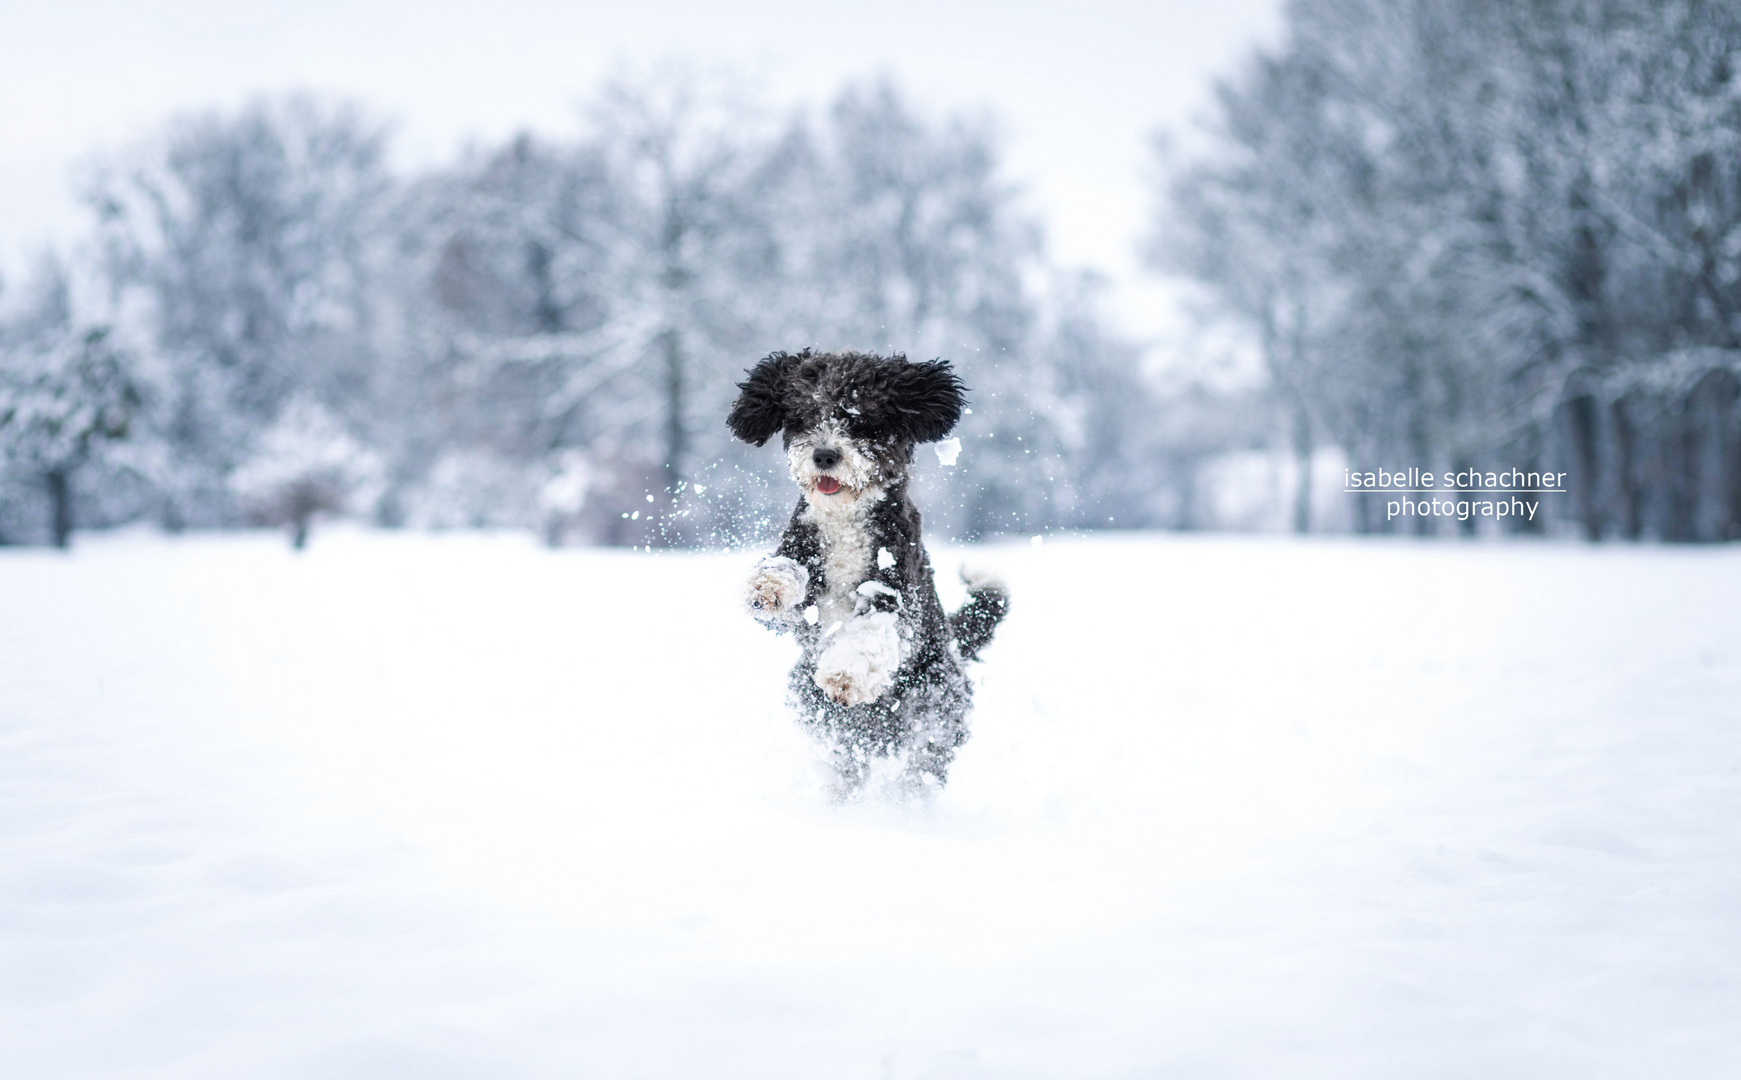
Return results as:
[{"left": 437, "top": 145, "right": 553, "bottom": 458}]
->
[{"left": 815, "top": 476, "right": 842, "bottom": 494}]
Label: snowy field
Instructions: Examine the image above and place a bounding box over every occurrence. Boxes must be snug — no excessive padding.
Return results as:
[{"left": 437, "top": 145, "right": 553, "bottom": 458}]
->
[{"left": 2, "top": 528, "right": 1738, "bottom": 1079}]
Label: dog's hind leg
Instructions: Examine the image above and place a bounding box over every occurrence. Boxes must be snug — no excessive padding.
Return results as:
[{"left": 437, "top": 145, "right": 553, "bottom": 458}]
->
[
  {"left": 899, "top": 740, "right": 954, "bottom": 795},
  {"left": 826, "top": 740, "right": 872, "bottom": 802}
]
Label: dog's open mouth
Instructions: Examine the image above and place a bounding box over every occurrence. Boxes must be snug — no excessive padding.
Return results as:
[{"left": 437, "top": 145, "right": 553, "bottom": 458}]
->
[{"left": 815, "top": 476, "right": 842, "bottom": 495}]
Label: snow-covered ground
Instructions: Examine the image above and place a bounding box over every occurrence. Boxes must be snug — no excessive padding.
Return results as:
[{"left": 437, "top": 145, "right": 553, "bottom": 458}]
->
[{"left": 2, "top": 528, "right": 1738, "bottom": 1079}]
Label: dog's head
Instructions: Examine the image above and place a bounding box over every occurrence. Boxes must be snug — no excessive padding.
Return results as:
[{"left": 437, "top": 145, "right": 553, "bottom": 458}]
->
[{"left": 727, "top": 349, "right": 966, "bottom": 508}]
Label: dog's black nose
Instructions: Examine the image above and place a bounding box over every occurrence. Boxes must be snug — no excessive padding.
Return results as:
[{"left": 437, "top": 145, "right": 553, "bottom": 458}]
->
[{"left": 812, "top": 446, "right": 841, "bottom": 470}]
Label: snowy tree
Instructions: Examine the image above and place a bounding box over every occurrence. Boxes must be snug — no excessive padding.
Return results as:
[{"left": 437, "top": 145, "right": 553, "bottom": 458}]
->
[
  {"left": 383, "top": 131, "right": 616, "bottom": 526},
  {"left": 786, "top": 81, "right": 1075, "bottom": 539},
  {"left": 396, "top": 74, "right": 1150, "bottom": 545},
  {"left": 57, "top": 72, "right": 1147, "bottom": 547},
  {"left": 392, "top": 69, "right": 796, "bottom": 546},
  {"left": 1036, "top": 272, "right": 1186, "bottom": 530},
  {"left": 588, "top": 72, "right": 791, "bottom": 492},
  {"left": 0, "top": 260, "right": 141, "bottom": 547},
  {"left": 87, "top": 95, "right": 392, "bottom": 525},
  {"left": 229, "top": 398, "right": 381, "bottom": 549}
]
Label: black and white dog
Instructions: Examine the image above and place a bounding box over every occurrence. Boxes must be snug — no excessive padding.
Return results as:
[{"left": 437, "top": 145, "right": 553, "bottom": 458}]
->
[{"left": 727, "top": 349, "right": 1009, "bottom": 794}]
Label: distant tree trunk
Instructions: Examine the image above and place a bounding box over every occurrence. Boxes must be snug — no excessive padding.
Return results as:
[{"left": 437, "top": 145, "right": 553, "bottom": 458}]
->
[
  {"left": 1512, "top": 427, "right": 1546, "bottom": 535},
  {"left": 1453, "top": 458, "right": 1477, "bottom": 537},
  {"left": 1692, "top": 370, "right": 1740, "bottom": 541},
  {"left": 1291, "top": 400, "right": 1312, "bottom": 534},
  {"left": 1613, "top": 395, "right": 1642, "bottom": 539},
  {"left": 1666, "top": 399, "right": 1697, "bottom": 542},
  {"left": 45, "top": 467, "right": 73, "bottom": 549},
  {"left": 528, "top": 240, "right": 563, "bottom": 333},
  {"left": 1173, "top": 455, "right": 1199, "bottom": 531},
  {"left": 662, "top": 327, "right": 686, "bottom": 485},
  {"left": 657, "top": 175, "right": 690, "bottom": 508},
  {"left": 1262, "top": 302, "right": 1314, "bottom": 535},
  {"left": 1721, "top": 376, "right": 1741, "bottom": 540},
  {"left": 1407, "top": 397, "right": 1433, "bottom": 536},
  {"left": 1564, "top": 393, "right": 1602, "bottom": 541},
  {"left": 289, "top": 483, "right": 316, "bottom": 551},
  {"left": 1353, "top": 491, "right": 1376, "bottom": 534}
]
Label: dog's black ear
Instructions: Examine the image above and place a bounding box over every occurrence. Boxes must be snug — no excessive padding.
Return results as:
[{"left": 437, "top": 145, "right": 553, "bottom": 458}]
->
[
  {"left": 728, "top": 351, "right": 800, "bottom": 446},
  {"left": 891, "top": 359, "right": 966, "bottom": 444}
]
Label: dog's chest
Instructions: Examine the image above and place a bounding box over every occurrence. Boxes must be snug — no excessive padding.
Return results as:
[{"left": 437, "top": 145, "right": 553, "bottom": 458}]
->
[{"left": 804, "top": 502, "right": 877, "bottom": 628}]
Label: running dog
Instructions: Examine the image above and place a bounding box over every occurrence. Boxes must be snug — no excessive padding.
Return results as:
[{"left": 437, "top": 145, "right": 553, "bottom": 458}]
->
[{"left": 727, "top": 349, "right": 1009, "bottom": 795}]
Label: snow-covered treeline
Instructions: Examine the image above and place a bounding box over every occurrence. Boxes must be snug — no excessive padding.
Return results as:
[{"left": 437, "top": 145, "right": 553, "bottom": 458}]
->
[
  {"left": 1152, "top": 0, "right": 1741, "bottom": 540},
  {"left": 0, "top": 74, "right": 1187, "bottom": 548}
]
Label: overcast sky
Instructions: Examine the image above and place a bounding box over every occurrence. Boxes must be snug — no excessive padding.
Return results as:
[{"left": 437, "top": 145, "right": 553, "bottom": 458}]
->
[{"left": 1, "top": 0, "right": 1282, "bottom": 336}]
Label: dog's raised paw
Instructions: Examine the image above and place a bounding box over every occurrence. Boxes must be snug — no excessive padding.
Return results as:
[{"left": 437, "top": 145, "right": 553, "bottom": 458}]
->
[
  {"left": 746, "top": 556, "right": 809, "bottom": 619},
  {"left": 816, "top": 669, "right": 873, "bottom": 706},
  {"left": 813, "top": 611, "right": 900, "bottom": 705}
]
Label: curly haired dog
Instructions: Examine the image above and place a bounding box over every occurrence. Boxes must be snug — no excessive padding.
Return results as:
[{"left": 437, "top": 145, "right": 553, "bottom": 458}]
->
[{"left": 728, "top": 349, "right": 1009, "bottom": 794}]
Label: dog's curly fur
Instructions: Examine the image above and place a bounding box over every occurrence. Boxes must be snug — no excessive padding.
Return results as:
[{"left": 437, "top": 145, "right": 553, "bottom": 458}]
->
[{"left": 729, "top": 349, "right": 1009, "bottom": 795}]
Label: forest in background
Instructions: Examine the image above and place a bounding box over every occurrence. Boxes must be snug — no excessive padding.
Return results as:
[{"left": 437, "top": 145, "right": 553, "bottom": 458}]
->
[
  {"left": 4, "top": 0, "right": 1741, "bottom": 547},
  {"left": 0, "top": 74, "right": 1199, "bottom": 549},
  {"left": 1159, "top": 0, "right": 1741, "bottom": 541}
]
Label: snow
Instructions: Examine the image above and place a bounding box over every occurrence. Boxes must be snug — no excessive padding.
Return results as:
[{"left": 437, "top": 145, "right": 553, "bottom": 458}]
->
[
  {"left": 934, "top": 437, "right": 962, "bottom": 466},
  {"left": 855, "top": 579, "right": 899, "bottom": 600},
  {"left": 2, "top": 529, "right": 1739, "bottom": 1078},
  {"left": 814, "top": 610, "right": 903, "bottom": 706}
]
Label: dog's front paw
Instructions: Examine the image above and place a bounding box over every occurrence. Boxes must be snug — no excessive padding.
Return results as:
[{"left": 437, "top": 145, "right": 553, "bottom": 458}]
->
[
  {"left": 746, "top": 556, "right": 809, "bottom": 620},
  {"left": 816, "top": 666, "right": 883, "bottom": 706},
  {"left": 814, "top": 612, "right": 900, "bottom": 705}
]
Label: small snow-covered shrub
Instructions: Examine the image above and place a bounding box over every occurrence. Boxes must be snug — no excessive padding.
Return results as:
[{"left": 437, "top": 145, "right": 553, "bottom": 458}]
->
[{"left": 230, "top": 399, "right": 381, "bottom": 549}]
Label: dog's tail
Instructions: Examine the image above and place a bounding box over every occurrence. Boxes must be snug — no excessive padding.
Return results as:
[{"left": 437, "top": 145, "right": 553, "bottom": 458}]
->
[{"left": 950, "top": 566, "right": 1009, "bottom": 662}]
